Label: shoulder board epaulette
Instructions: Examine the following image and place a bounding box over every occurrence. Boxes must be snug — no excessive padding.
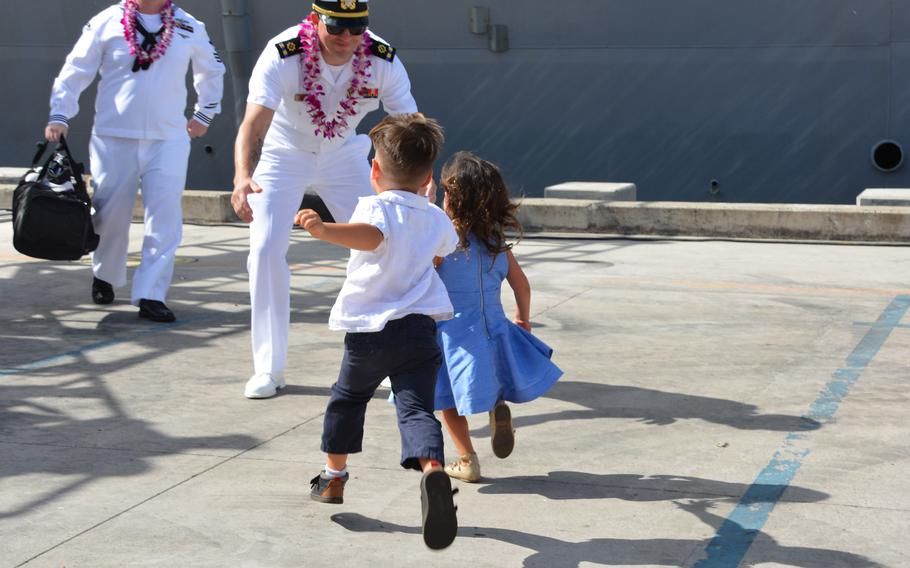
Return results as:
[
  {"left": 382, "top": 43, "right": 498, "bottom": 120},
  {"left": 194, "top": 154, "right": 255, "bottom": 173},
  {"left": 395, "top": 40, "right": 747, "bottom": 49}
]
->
[
  {"left": 275, "top": 36, "right": 303, "bottom": 59},
  {"left": 369, "top": 37, "right": 396, "bottom": 62}
]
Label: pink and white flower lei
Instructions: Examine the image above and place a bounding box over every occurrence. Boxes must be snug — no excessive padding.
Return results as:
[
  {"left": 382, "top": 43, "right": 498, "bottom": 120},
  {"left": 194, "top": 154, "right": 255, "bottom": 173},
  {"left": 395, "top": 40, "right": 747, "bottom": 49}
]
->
[
  {"left": 121, "top": 0, "right": 176, "bottom": 66},
  {"left": 298, "top": 17, "right": 373, "bottom": 139}
]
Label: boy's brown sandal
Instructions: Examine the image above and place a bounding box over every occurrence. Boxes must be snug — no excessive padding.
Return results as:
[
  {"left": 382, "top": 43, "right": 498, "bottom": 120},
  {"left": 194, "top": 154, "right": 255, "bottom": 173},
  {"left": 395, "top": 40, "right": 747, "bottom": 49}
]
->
[
  {"left": 310, "top": 471, "right": 348, "bottom": 504},
  {"left": 420, "top": 469, "right": 458, "bottom": 550}
]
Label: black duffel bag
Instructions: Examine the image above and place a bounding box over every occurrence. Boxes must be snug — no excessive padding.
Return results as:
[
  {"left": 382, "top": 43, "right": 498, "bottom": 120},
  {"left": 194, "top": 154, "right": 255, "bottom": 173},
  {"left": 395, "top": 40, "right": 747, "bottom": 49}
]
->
[{"left": 12, "top": 136, "right": 99, "bottom": 261}]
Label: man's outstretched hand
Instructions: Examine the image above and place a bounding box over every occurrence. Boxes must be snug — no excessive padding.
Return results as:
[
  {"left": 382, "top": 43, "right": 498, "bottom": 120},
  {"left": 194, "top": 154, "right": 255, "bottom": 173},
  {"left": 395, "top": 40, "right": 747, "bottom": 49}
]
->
[{"left": 231, "top": 177, "right": 263, "bottom": 223}]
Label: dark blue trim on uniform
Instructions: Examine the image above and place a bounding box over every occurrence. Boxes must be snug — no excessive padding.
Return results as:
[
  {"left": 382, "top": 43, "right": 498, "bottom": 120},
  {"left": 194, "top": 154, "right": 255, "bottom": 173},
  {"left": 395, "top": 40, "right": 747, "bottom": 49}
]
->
[{"left": 193, "top": 111, "right": 212, "bottom": 126}]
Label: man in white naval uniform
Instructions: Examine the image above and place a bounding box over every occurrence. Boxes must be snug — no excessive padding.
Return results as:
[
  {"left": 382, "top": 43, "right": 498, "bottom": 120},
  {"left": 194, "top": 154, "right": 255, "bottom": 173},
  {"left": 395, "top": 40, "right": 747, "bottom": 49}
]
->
[
  {"left": 45, "top": 0, "right": 225, "bottom": 322},
  {"left": 232, "top": 0, "right": 418, "bottom": 398}
]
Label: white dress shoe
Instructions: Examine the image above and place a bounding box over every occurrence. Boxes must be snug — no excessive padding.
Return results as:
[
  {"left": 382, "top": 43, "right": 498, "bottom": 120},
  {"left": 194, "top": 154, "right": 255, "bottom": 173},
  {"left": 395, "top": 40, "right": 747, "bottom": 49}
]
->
[{"left": 244, "top": 372, "right": 286, "bottom": 399}]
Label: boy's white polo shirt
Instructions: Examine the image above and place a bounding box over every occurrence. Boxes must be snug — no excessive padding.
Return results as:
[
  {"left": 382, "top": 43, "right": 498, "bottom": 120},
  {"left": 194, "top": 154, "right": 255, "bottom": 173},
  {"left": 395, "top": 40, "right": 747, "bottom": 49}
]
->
[{"left": 329, "top": 190, "right": 458, "bottom": 333}]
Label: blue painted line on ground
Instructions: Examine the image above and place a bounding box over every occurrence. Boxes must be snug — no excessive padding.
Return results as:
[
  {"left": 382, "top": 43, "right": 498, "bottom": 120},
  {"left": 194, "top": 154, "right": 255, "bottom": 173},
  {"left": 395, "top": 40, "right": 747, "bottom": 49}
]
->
[
  {"left": 693, "top": 295, "right": 910, "bottom": 568},
  {"left": 852, "top": 321, "right": 910, "bottom": 329},
  {"left": 0, "top": 320, "right": 186, "bottom": 377}
]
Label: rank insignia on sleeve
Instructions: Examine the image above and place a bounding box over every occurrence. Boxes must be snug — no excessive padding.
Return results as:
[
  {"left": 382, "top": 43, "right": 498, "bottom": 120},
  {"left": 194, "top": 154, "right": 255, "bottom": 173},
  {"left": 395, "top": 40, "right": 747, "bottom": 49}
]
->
[
  {"left": 276, "top": 36, "right": 303, "bottom": 58},
  {"left": 368, "top": 38, "right": 396, "bottom": 62},
  {"left": 175, "top": 18, "right": 194, "bottom": 33},
  {"left": 210, "top": 41, "right": 223, "bottom": 64}
]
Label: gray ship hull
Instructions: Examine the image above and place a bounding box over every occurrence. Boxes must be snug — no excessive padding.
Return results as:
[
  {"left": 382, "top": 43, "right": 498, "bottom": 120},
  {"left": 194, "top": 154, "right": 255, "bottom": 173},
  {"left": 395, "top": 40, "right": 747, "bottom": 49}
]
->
[{"left": 3, "top": 0, "right": 908, "bottom": 203}]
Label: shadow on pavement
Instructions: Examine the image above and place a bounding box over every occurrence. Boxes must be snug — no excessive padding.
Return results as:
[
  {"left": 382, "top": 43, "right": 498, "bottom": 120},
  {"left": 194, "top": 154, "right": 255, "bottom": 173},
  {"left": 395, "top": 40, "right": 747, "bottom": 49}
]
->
[
  {"left": 0, "top": 339, "right": 259, "bottom": 520},
  {"left": 0, "top": 234, "right": 347, "bottom": 521},
  {"left": 330, "top": 505, "right": 883, "bottom": 568},
  {"left": 475, "top": 471, "right": 827, "bottom": 504},
  {"left": 471, "top": 380, "right": 820, "bottom": 436}
]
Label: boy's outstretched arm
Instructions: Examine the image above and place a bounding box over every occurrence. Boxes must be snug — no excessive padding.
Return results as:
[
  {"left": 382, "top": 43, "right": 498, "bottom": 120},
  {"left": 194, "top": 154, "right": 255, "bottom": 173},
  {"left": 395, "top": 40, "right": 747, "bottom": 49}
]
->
[
  {"left": 295, "top": 209, "right": 384, "bottom": 251},
  {"left": 505, "top": 250, "right": 532, "bottom": 331}
]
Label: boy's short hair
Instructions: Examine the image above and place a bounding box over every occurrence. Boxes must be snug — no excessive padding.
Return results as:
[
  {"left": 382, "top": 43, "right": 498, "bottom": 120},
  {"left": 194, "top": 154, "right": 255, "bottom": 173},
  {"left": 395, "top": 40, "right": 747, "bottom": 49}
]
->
[{"left": 369, "top": 113, "right": 444, "bottom": 185}]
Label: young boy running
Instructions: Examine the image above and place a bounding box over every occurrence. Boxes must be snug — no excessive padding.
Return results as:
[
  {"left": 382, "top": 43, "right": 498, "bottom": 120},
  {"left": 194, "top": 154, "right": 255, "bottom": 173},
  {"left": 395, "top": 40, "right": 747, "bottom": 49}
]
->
[{"left": 294, "top": 113, "right": 459, "bottom": 550}]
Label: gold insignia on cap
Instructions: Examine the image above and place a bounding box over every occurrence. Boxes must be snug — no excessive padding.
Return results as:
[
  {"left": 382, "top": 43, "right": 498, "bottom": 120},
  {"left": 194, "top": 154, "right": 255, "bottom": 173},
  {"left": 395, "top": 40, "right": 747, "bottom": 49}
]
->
[
  {"left": 313, "top": 1, "right": 370, "bottom": 18},
  {"left": 340, "top": 0, "right": 357, "bottom": 10}
]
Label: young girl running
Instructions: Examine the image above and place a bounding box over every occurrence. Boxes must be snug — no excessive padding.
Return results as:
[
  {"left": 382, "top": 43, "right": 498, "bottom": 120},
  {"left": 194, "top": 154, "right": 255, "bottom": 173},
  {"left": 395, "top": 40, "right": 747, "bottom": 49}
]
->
[{"left": 434, "top": 151, "right": 563, "bottom": 482}]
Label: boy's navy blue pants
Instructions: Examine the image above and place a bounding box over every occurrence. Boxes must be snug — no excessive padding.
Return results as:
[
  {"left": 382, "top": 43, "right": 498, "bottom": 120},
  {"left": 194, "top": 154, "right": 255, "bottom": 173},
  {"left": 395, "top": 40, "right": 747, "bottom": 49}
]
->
[{"left": 321, "top": 314, "right": 445, "bottom": 471}]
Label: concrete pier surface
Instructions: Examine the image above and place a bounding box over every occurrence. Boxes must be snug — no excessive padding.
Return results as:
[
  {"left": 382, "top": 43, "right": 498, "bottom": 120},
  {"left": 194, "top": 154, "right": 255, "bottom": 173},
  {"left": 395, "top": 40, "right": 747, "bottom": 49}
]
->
[{"left": 1, "top": 213, "right": 909, "bottom": 567}]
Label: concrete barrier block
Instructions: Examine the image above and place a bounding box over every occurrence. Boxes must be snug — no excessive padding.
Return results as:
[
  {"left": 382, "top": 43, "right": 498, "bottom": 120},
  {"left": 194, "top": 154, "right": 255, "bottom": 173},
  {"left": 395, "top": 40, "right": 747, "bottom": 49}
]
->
[
  {"left": 856, "top": 188, "right": 910, "bottom": 206},
  {"left": 0, "top": 183, "right": 14, "bottom": 209},
  {"left": 544, "top": 181, "right": 636, "bottom": 201},
  {"left": 182, "top": 189, "right": 238, "bottom": 224},
  {"left": 0, "top": 167, "right": 26, "bottom": 186},
  {"left": 7, "top": 174, "right": 910, "bottom": 242},
  {"left": 133, "top": 189, "right": 238, "bottom": 224},
  {"left": 515, "top": 199, "right": 910, "bottom": 242},
  {"left": 0, "top": 181, "right": 239, "bottom": 224},
  {"left": 515, "top": 198, "right": 595, "bottom": 231}
]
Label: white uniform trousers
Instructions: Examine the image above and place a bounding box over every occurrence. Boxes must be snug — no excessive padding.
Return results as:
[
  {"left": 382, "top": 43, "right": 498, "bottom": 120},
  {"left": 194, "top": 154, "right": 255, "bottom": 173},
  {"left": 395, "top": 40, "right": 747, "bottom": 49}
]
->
[
  {"left": 89, "top": 134, "right": 191, "bottom": 305},
  {"left": 247, "top": 134, "right": 372, "bottom": 376}
]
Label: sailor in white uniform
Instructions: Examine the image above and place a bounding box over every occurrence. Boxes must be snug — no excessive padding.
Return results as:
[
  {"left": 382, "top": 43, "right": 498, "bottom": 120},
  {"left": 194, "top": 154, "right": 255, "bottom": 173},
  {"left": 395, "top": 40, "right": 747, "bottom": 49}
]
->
[
  {"left": 46, "top": 0, "right": 225, "bottom": 322},
  {"left": 232, "top": 0, "right": 418, "bottom": 398}
]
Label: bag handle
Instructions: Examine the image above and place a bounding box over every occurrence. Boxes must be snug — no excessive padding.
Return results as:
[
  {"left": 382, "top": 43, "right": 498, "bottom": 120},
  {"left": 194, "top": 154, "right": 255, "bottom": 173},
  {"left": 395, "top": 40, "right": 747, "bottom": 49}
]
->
[
  {"left": 54, "top": 134, "right": 92, "bottom": 202},
  {"left": 30, "top": 130, "right": 75, "bottom": 169},
  {"left": 30, "top": 133, "right": 68, "bottom": 180},
  {"left": 55, "top": 134, "right": 75, "bottom": 163},
  {"left": 34, "top": 145, "right": 59, "bottom": 181},
  {"left": 31, "top": 134, "right": 85, "bottom": 193},
  {"left": 31, "top": 140, "right": 49, "bottom": 167},
  {"left": 55, "top": 134, "right": 86, "bottom": 178}
]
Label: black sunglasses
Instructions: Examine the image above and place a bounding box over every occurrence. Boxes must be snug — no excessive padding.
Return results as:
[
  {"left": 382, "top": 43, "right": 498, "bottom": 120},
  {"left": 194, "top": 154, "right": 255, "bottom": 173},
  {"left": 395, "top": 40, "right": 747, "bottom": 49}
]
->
[{"left": 324, "top": 22, "right": 367, "bottom": 36}]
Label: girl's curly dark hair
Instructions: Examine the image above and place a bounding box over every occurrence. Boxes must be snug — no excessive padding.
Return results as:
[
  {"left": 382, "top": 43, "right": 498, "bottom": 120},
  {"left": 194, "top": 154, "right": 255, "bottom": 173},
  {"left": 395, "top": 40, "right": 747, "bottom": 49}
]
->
[{"left": 439, "top": 151, "right": 522, "bottom": 259}]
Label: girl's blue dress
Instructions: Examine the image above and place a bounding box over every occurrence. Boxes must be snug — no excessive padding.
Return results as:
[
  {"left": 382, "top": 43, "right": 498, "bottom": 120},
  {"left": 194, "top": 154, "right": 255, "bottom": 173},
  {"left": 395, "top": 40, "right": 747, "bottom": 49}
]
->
[{"left": 434, "top": 235, "right": 563, "bottom": 415}]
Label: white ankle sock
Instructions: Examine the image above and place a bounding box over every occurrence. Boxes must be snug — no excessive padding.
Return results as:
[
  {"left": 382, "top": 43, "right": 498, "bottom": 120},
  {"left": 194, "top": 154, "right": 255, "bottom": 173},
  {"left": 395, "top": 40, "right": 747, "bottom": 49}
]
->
[{"left": 325, "top": 465, "right": 346, "bottom": 478}]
